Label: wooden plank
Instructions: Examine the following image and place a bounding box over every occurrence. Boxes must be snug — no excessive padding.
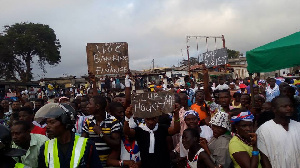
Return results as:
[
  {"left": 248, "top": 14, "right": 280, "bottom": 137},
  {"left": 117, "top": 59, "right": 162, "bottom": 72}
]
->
[
  {"left": 86, "top": 42, "right": 129, "bottom": 76},
  {"left": 131, "top": 92, "right": 175, "bottom": 118}
]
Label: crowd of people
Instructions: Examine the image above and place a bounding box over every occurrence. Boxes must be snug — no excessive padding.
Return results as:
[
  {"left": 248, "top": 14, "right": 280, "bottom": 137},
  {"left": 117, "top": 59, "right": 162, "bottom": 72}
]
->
[{"left": 0, "top": 71, "right": 300, "bottom": 168}]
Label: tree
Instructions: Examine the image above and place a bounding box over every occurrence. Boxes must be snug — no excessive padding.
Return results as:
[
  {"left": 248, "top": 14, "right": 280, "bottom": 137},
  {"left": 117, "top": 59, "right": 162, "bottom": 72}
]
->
[
  {"left": 0, "top": 35, "right": 15, "bottom": 80},
  {"left": 227, "top": 49, "right": 242, "bottom": 59},
  {"left": 0, "top": 22, "right": 61, "bottom": 82},
  {"left": 180, "top": 57, "right": 199, "bottom": 66}
]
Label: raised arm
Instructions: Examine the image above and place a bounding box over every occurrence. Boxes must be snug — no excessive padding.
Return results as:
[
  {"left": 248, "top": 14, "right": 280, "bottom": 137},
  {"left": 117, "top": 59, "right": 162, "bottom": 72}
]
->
[
  {"left": 168, "top": 103, "right": 181, "bottom": 135},
  {"left": 123, "top": 106, "right": 136, "bottom": 138}
]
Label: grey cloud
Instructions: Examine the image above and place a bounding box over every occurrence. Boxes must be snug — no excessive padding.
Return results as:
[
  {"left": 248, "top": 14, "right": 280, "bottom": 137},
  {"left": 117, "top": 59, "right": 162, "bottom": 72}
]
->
[{"left": 1, "top": 0, "right": 300, "bottom": 79}]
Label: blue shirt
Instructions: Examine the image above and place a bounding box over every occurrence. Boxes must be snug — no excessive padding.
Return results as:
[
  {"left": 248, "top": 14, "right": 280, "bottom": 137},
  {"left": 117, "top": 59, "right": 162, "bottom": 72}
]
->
[{"left": 265, "top": 85, "right": 280, "bottom": 102}]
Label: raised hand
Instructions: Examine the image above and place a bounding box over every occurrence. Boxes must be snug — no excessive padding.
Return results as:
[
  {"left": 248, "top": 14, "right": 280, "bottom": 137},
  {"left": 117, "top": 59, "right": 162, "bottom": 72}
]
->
[
  {"left": 249, "top": 133, "right": 257, "bottom": 147},
  {"left": 125, "top": 105, "right": 133, "bottom": 118}
]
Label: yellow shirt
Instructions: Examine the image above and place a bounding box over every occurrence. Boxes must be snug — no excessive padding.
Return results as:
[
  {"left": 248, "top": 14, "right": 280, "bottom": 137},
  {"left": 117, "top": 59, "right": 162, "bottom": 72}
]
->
[
  {"left": 149, "top": 84, "right": 155, "bottom": 92},
  {"left": 229, "top": 136, "right": 262, "bottom": 168}
]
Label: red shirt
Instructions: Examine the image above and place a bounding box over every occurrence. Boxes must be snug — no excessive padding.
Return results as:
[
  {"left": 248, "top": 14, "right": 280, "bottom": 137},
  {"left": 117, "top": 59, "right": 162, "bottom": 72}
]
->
[{"left": 31, "top": 125, "right": 46, "bottom": 135}]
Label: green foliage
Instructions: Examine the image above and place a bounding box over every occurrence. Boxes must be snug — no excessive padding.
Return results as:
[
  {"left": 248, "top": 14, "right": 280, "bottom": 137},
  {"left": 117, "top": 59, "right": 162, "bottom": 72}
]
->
[
  {"left": 227, "top": 48, "right": 242, "bottom": 59},
  {"left": 0, "top": 22, "right": 61, "bottom": 82},
  {"left": 180, "top": 57, "right": 199, "bottom": 66}
]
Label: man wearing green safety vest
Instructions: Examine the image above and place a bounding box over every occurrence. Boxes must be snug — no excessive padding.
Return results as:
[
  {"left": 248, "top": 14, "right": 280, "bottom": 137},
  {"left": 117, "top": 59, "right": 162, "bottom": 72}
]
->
[
  {"left": 0, "top": 124, "right": 28, "bottom": 168},
  {"left": 35, "top": 103, "right": 102, "bottom": 168}
]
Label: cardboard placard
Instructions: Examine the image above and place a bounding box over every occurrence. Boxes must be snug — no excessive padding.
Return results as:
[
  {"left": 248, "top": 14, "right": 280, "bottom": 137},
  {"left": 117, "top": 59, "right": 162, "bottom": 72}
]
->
[
  {"left": 86, "top": 42, "right": 129, "bottom": 76},
  {"left": 6, "top": 93, "right": 16, "bottom": 97},
  {"left": 131, "top": 92, "right": 175, "bottom": 118},
  {"left": 203, "top": 48, "right": 228, "bottom": 68}
]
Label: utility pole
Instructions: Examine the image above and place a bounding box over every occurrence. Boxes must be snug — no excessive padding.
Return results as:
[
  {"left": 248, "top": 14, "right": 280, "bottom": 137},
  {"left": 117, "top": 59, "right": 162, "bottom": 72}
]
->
[{"left": 152, "top": 59, "right": 154, "bottom": 72}]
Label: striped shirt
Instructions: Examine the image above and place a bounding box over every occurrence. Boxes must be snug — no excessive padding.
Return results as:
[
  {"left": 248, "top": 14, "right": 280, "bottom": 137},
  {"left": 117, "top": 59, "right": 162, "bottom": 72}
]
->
[{"left": 82, "top": 114, "right": 121, "bottom": 166}]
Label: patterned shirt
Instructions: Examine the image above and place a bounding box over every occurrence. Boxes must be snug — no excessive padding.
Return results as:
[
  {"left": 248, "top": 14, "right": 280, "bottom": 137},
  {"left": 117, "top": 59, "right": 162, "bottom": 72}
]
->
[{"left": 82, "top": 114, "right": 121, "bottom": 167}]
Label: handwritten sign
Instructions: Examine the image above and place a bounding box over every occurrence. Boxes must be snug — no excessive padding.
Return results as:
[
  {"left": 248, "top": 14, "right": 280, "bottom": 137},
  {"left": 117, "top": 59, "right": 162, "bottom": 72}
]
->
[
  {"left": 131, "top": 92, "right": 175, "bottom": 118},
  {"left": 86, "top": 42, "right": 129, "bottom": 76},
  {"left": 6, "top": 93, "right": 16, "bottom": 97},
  {"left": 203, "top": 48, "right": 228, "bottom": 68}
]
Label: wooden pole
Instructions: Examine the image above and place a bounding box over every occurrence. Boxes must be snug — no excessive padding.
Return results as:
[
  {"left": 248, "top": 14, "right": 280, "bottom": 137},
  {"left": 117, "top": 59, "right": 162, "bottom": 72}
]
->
[
  {"left": 249, "top": 73, "right": 254, "bottom": 106},
  {"left": 203, "top": 65, "right": 212, "bottom": 101}
]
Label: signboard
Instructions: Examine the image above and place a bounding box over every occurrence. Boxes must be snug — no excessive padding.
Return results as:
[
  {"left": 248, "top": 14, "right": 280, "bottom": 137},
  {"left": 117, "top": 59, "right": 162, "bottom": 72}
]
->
[
  {"left": 86, "top": 42, "right": 129, "bottom": 76},
  {"left": 6, "top": 93, "right": 16, "bottom": 97},
  {"left": 203, "top": 48, "right": 228, "bottom": 68},
  {"left": 131, "top": 92, "right": 175, "bottom": 118}
]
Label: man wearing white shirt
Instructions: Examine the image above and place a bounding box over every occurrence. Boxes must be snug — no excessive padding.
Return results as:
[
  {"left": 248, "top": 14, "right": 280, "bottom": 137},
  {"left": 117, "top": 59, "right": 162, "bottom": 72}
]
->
[
  {"left": 215, "top": 78, "right": 229, "bottom": 91},
  {"left": 256, "top": 96, "right": 300, "bottom": 168}
]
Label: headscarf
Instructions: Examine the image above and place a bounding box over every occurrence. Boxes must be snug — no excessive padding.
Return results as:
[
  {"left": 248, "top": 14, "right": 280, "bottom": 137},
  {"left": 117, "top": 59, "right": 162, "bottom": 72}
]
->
[
  {"left": 258, "top": 80, "right": 266, "bottom": 85},
  {"left": 184, "top": 110, "right": 200, "bottom": 120},
  {"left": 231, "top": 111, "right": 254, "bottom": 124},
  {"left": 209, "top": 111, "right": 231, "bottom": 131}
]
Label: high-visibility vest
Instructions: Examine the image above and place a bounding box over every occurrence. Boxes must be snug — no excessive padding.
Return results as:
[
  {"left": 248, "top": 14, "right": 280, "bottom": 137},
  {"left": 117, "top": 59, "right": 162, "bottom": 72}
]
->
[
  {"left": 44, "top": 135, "right": 88, "bottom": 168},
  {"left": 14, "top": 163, "right": 25, "bottom": 168}
]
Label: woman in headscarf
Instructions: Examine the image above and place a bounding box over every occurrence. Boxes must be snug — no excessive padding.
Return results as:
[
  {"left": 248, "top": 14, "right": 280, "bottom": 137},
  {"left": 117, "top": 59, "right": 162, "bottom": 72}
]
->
[
  {"left": 200, "top": 111, "right": 232, "bottom": 168},
  {"left": 229, "top": 111, "right": 262, "bottom": 168},
  {"left": 180, "top": 110, "right": 213, "bottom": 159}
]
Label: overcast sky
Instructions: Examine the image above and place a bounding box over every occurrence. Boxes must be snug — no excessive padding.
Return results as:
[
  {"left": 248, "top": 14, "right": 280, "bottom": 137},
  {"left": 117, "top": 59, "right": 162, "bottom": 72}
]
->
[{"left": 1, "top": 0, "right": 299, "bottom": 79}]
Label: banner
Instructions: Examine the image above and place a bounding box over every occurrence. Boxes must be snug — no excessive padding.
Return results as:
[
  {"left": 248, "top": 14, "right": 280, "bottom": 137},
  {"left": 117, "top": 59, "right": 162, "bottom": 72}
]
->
[
  {"left": 203, "top": 48, "right": 228, "bottom": 68},
  {"left": 131, "top": 92, "right": 175, "bottom": 118},
  {"left": 86, "top": 42, "right": 129, "bottom": 76}
]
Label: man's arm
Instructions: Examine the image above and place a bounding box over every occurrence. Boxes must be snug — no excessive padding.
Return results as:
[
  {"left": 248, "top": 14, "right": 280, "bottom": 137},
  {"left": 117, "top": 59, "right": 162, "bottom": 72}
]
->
[
  {"left": 123, "top": 106, "right": 136, "bottom": 138},
  {"left": 107, "top": 147, "right": 136, "bottom": 167},
  {"left": 81, "top": 132, "right": 89, "bottom": 138},
  {"left": 93, "top": 123, "right": 121, "bottom": 150},
  {"left": 199, "top": 151, "right": 218, "bottom": 168},
  {"left": 103, "top": 131, "right": 121, "bottom": 150},
  {"left": 168, "top": 103, "right": 180, "bottom": 135},
  {"left": 260, "top": 151, "right": 272, "bottom": 168}
]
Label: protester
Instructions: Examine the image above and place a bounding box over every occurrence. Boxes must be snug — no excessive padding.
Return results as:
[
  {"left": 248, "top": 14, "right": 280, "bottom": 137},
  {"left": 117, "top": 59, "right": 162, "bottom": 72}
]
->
[
  {"left": 181, "top": 110, "right": 213, "bottom": 155},
  {"left": 123, "top": 103, "right": 180, "bottom": 168},
  {"left": 182, "top": 128, "right": 220, "bottom": 168},
  {"left": 82, "top": 95, "right": 121, "bottom": 167},
  {"left": 191, "top": 90, "right": 209, "bottom": 122},
  {"left": 34, "top": 98, "right": 44, "bottom": 112},
  {"left": 232, "top": 92, "right": 241, "bottom": 108},
  {"left": 239, "top": 84, "right": 247, "bottom": 94},
  {"left": 0, "top": 124, "right": 27, "bottom": 168},
  {"left": 229, "top": 111, "right": 261, "bottom": 168},
  {"left": 256, "top": 102, "right": 274, "bottom": 128},
  {"left": 11, "top": 121, "right": 48, "bottom": 168},
  {"left": 240, "top": 94, "right": 251, "bottom": 111},
  {"left": 1, "top": 100, "right": 10, "bottom": 113},
  {"left": 215, "top": 90, "right": 233, "bottom": 115},
  {"left": 215, "top": 77, "right": 229, "bottom": 91},
  {"left": 11, "top": 100, "right": 21, "bottom": 118},
  {"left": 256, "top": 96, "right": 300, "bottom": 167},
  {"left": 172, "top": 93, "right": 189, "bottom": 151},
  {"left": 107, "top": 102, "right": 141, "bottom": 168},
  {"left": 201, "top": 111, "right": 232, "bottom": 168},
  {"left": 75, "top": 97, "right": 90, "bottom": 135},
  {"left": 28, "top": 87, "right": 36, "bottom": 101},
  {"left": 36, "top": 103, "right": 102, "bottom": 168},
  {"left": 19, "top": 106, "right": 46, "bottom": 135},
  {"left": 265, "top": 78, "right": 280, "bottom": 102},
  {"left": 0, "top": 105, "right": 9, "bottom": 127}
]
